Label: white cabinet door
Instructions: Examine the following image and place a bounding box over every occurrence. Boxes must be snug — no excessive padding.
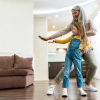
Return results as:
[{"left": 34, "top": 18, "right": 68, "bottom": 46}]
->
[
  {"left": 48, "top": 43, "right": 56, "bottom": 52},
  {"left": 56, "top": 43, "right": 68, "bottom": 48}
]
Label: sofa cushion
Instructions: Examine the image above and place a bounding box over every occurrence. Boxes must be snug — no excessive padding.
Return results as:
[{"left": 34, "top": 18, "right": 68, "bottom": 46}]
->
[
  {"left": 0, "top": 69, "right": 34, "bottom": 76},
  {"left": 14, "top": 54, "right": 33, "bottom": 69},
  {"left": 0, "top": 55, "right": 14, "bottom": 70}
]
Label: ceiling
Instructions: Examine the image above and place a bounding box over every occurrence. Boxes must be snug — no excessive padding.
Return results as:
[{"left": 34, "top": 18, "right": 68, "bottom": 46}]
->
[{"left": 34, "top": 0, "right": 100, "bottom": 31}]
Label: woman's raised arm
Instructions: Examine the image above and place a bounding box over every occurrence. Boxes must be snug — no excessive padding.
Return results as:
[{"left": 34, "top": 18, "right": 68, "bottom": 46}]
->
[{"left": 38, "top": 25, "right": 71, "bottom": 41}]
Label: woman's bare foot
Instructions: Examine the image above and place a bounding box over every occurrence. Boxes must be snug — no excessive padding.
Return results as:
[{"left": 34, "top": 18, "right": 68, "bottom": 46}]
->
[{"left": 51, "top": 81, "right": 57, "bottom": 86}]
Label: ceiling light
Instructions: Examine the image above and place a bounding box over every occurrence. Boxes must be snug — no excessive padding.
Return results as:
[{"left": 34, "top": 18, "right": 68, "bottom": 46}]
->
[
  {"left": 34, "top": 0, "right": 96, "bottom": 15},
  {"left": 94, "top": 5, "right": 97, "bottom": 7},
  {"left": 53, "top": 26, "right": 55, "bottom": 28},
  {"left": 55, "top": 15, "right": 58, "bottom": 17}
]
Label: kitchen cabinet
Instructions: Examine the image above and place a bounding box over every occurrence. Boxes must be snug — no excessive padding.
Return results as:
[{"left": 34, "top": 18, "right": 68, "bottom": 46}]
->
[
  {"left": 48, "top": 62, "right": 57, "bottom": 78},
  {"left": 48, "top": 43, "right": 56, "bottom": 52},
  {"left": 48, "top": 61, "right": 88, "bottom": 78},
  {"left": 81, "top": 61, "right": 88, "bottom": 77}
]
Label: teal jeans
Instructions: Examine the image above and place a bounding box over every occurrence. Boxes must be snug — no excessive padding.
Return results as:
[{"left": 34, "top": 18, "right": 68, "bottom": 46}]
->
[{"left": 54, "top": 47, "right": 97, "bottom": 85}]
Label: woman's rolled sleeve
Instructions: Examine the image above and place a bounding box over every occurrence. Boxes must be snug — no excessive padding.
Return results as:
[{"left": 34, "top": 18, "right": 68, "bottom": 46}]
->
[{"left": 86, "top": 19, "right": 97, "bottom": 36}]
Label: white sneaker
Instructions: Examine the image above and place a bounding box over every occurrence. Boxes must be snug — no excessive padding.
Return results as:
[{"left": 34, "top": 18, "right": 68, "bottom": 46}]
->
[
  {"left": 84, "top": 84, "right": 98, "bottom": 92},
  {"left": 79, "top": 88, "right": 87, "bottom": 96},
  {"left": 62, "top": 88, "right": 68, "bottom": 97},
  {"left": 47, "top": 85, "right": 55, "bottom": 95}
]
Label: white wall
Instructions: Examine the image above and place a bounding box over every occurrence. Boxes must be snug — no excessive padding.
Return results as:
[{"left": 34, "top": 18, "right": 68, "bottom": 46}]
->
[
  {"left": 34, "top": 17, "right": 48, "bottom": 81},
  {"left": 0, "top": 0, "right": 34, "bottom": 54},
  {"left": 91, "top": 10, "right": 100, "bottom": 79}
]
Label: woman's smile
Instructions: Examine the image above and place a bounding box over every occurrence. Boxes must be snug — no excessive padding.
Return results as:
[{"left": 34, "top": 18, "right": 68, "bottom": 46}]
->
[{"left": 75, "top": 16, "right": 79, "bottom": 20}]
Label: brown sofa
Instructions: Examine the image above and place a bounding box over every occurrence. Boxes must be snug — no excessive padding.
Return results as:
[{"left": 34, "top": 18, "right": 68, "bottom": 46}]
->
[{"left": 0, "top": 54, "right": 34, "bottom": 89}]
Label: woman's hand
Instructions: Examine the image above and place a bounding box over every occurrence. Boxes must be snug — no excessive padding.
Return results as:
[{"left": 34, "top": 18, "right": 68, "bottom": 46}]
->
[
  {"left": 38, "top": 36, "right": 51, "bottom": 41},
  {"left": 48, "top": 40, "right": 56, "bottom": 43},
  {"left": 83, "top": 46, "right": 90, "bottom": 54}
]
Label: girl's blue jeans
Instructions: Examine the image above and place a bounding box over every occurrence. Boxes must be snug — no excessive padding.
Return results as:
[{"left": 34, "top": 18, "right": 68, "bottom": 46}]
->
[{"left": 62, "top": 49, "right": 83, "bottom": 88}]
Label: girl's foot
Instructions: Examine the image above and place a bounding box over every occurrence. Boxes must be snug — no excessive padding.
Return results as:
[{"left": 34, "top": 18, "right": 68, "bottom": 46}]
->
[
  {"left": 79, "top": 88, "right": 87, "bottom": 96},
  {"left": 47, "top": 85, "right": 55, "bottom": 95},
  {"left": 62, "top": 88, "right": 68, "bottom": 97}
]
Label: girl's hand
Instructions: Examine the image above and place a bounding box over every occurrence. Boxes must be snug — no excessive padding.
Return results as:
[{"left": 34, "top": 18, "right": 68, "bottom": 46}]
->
[
  {"left": 38, "top": 36, "right": 51, "bottom": 41},
  {"left": 83, "top": 46, "right": 90, "bottom": 54},
  {"left": 48, "top": 40, "right": 56, "bottom": 43}
]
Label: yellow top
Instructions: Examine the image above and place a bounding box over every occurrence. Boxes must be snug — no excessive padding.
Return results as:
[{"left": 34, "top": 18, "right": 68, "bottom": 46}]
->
[{"left": 55, "top": 35, "right": 92, "bottom": 50}]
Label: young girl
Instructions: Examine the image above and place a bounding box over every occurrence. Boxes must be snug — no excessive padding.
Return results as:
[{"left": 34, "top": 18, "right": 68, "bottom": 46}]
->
[{"left": 49, "top": 22, "right": 91, "bottom": 96}]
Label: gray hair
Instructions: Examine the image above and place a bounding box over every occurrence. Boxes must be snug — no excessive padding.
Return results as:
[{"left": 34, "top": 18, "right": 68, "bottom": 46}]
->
[{"left": 71, "top": 5, "right": 87, "bottom": 26}]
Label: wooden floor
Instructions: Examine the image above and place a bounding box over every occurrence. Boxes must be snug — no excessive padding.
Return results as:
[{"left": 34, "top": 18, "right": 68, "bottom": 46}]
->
[{"left": 0, "top": 78, "right": 100, "bottom": 100}]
